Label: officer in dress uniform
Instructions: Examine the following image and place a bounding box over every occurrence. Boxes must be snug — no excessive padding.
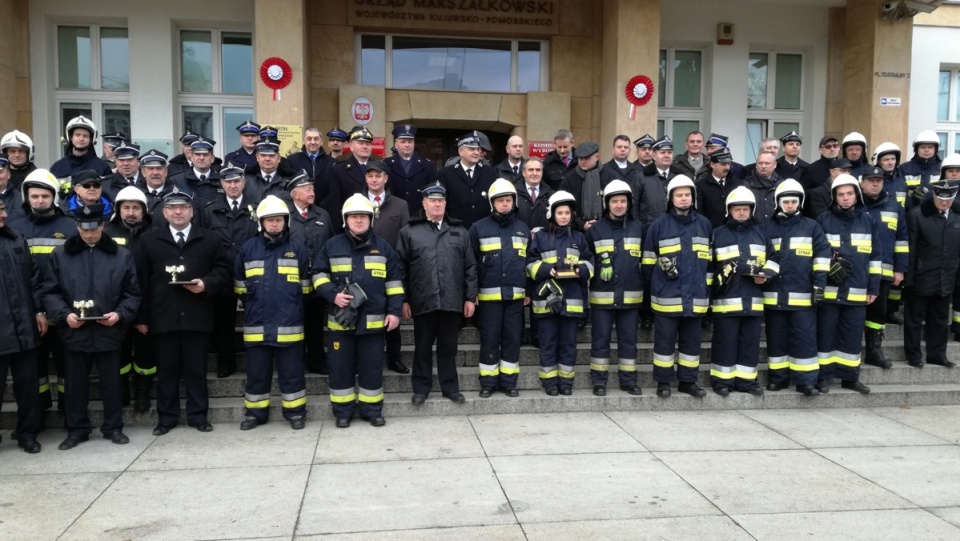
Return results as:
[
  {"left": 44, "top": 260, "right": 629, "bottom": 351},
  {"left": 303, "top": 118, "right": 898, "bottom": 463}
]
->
[
  {"left": 137, "top": 150, "right": 177, "bottom": 228},
  {"left": 224, "top": 120, "right": 261, "bottom": 169},
  {"left": 312, "top": 194, "right": 403, "bottom": 427},
  {"left": 168, "top": 137, "right": 222, "bottom": 210},
  {"left": 326, "top": 127, "right": 349, "bottom": 162},
  {"left": 244, "top": 138, "right": 290, "bottom": 204},
  {"left": 167, "top": 130, "right": 199, "bottom": 178},
  {"left": 327, "top": 127, "right": 377, "bottom": 231},
  {"left": 234, "top": 195, "right": 312, "bottom": 430},
  {"left": 384, "top": 124, "right": 436, "bottom": 216},
  {"left": 437, "top": 131, "right": 498, "bottom": 231},
  {"left": 103, "top": 142, "right": 142, "bottom": 202},
  {"left": 469, "top": 179, "right": 528, "bottom": 398},
  {"left": 585, "top": 180, "right": 644, "bottom": 396}
]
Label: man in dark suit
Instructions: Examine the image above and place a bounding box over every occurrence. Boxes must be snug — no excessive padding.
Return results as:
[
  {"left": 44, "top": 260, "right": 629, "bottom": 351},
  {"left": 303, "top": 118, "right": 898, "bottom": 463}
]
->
[
  {"left": 327, "top": 127, "right": 376, "bottom": 230},
  {"left": 224, "top": 120, "right": 261, "bottom": 169},
  {"left": 436, "top": 131, "right": 498, "bottom": 231},
  {"left": 383, "top": 124, "right": 435, "bottom": 216},
  {"left": 134, "top": 189, "right": 231, "bottom": 436},
  {"left": 286, "top": 127, "right": 336, "bottom": 210},
  {"left": 494, "top": 135, "right": 526, "bottom": 183}
]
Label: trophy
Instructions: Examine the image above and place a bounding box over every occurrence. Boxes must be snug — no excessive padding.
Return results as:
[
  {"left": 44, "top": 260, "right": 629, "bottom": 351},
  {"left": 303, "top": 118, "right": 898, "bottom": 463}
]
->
[
  {"left": 73, "top": 299, "right": 106, "bottom": 321},
  {"left": 166, "top": 264, "right": 194, "bottom": 285},
  {"left": 741, "top": 258, "right": 765, "bottom": 277},
  {"left": 554, "top": 254, "right": 580, "bottom": 279}
]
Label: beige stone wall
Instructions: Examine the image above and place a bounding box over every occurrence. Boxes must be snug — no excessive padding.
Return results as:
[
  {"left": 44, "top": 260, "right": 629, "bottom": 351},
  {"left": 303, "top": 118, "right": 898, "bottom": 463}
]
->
[
  {"left": 915, "top": 4, "right": 960, "bottom": 27},
  {"left": 0, "top": 0, "right": 31, "bottom": 135},
  {"left": 307, "top": 0, "right": 353, "bottom": 133},
  {"left": 825, "top": 8, "right": 846, "bottom": 139},
  {"left": 255, "top": 0, "right": 308, "bottom": 127}
]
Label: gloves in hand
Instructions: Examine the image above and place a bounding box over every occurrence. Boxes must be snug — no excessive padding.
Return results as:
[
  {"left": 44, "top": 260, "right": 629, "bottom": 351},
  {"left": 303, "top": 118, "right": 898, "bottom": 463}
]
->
[
  {"left": 827, "top": 256, "right": 852, "bottom": 286},
  {"left": 812, "top": 285, "right": 825, "bottom": 305},
  {"left": 714, "top": 261, "right": 738, "bottom": 296},
  {"left": 599, "top": 252, "right": 613, "bottom": 282},
  {"left": 537, "top": 279, "right": 564, "bottom": 315},
  {"left": 658, "top": 256, "right": 679, "bottom": 280},
  {"left": 907, "top": 185, "right": 927, "bottom": 203}
]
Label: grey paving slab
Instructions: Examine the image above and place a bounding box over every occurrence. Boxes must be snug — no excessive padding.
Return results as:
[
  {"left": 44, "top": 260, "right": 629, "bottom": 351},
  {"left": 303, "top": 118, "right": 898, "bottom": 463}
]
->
[
  {"left": 872, "top": 405, "right": 960, "bottom": 443},
  {"left": 297, "top": 457, "right": 514, "bottom": 535},
  {"left": 129, "top": 421, "right": 319, "bottom": 471},
  {"left": 741, "top": 408, "right": 949, "bottom": 448},
  {"left": 489, "top": 452, "right": 721, "bottom": 523},
  {"left": 657, "top": 449, "right": 915, "bottom": 515},
  {"left": 523, "top": 516, "right": 754, "bottom": 540},
  {"left": 59, "top": 465, "right": 310, "bottom": 540},
  {"left": 606, "top": 410, "right": 802, "bottom": 452},
  {"left": 929, "top": 507, "right": 960, "bottom": 529},
  {"left": 0, "top": 426, "right": 154, "bottom": 474},
  {"left": 313, "top": 416, "right": 484, "bottom": 464},
  {"left": 0, "top": 472, "right": 118, "bottom": 541},
  {"left": 469, "top": 412, "right": 646, "bottom": 456},
  {"left": 297, "top": 524, "right": 526, "bottom": 540},
  {"left": 732, "top": 509, "right": 960, "bottom": 540},
  {"left": 816, "top": 445, "right": 960, "bottom": 508}
]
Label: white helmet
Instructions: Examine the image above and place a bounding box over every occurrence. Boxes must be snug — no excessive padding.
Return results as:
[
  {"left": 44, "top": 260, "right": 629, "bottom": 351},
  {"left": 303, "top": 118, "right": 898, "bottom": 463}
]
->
[
  {"left": 842, "top": 131, "right": 867, "bottom": 148},
  {"left": 114, "top": 186, "right": 147, "bottom": 208},
  {"left": 602, "top": 179, "right": 633, "bottom": 210},
  {"left": 341, "top": 193, "right": 375, "bottom": 222},
  {"left": 488, "top": 178, "right": 517, "bottom": 210},
  {"left": 20, "top": 168, "right": 61, "bottom": 208},
  {"left": 65, "top": 115, "right": 98, "bottom": 143},
  {"left": 666, "top": 174, "right": 697, "bottom": 210},
  {"left": 913, "top": 130, "right": 940, "bottom": 154},
  {"left": 830, "top": 173, "right": 863, "bottom": 204},
  {"left": 940, "top": 153, "right": 960, "bottom": 180},
  {"left": 872, "top": 142, "right": 901, "bottom": 167},
  {"left": 1, "top": 130, "right": 35, "bottom": 162},
  {"left": 725, "top": 186, "right": 756, "bottom": 216},
  {"left": 546, "top": 190, "right": 576, "bottom": 220},
  {"left": 256, "top": 195, "right": 290, "bottom": 232},
  {"left": 774, "top": 178, "right": 805, "bottom": 209}
]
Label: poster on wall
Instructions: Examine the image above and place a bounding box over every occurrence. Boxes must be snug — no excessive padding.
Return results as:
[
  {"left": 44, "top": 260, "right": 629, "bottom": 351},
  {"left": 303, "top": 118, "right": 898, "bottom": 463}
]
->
[
  {"left": 528, "top": 141, "right": 556, "bottom": 159},
  {"left": 273, "top": 125, "right": 304, "bottom": 156}
]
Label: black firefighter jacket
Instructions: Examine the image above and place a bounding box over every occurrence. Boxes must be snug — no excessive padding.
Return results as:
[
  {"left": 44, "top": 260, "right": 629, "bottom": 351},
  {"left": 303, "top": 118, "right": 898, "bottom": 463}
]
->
[{"left": 0, "top": 224, "right": 42, "bottom": 355}]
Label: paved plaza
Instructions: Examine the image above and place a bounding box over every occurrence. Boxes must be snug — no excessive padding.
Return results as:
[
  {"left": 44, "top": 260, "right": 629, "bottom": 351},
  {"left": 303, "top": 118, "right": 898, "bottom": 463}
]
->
[{"left": 2, "top": 406, "right": 960, "bottom": 540}]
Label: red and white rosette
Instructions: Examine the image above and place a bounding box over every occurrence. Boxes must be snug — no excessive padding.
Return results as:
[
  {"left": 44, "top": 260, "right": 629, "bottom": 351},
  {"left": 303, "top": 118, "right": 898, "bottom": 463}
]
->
[
  {"left": 260, "top": 57, "right": 292, "bottom": 101},
  {"left": 625, "top": 75, "right": 654, "bottom": 120}
]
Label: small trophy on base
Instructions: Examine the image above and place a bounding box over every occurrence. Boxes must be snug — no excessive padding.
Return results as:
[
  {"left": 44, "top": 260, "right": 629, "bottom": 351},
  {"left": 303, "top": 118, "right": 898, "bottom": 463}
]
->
[
  {"left": 741, "top": 258, "right": 765, "bottom": 277},
  {"left": 166, "top": 264, "right": 193, "bottom": 285},
  {"left": 554, "top": 254, "right": 580, "bottom": 279},
  {"left": 73, "top": 299, "right": 106, "bottom": 321}
]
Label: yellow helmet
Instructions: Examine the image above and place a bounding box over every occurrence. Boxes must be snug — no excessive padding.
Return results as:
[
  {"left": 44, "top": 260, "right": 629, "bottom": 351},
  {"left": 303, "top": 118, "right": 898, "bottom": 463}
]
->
[
  {"left": 488, "top": 178, "right": 517, "bottom": 210},
  {"left": 255, "top": 195, "right": 290, "bottom": 231}
]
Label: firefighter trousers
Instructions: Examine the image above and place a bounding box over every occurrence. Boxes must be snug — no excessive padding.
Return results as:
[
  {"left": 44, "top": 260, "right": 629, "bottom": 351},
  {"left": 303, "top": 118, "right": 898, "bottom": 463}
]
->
[
  {"left": 327, "top": 332, "right": 385, "bottom": 420},
  {"left": 244, "top": 345, "right": 307, "bottom": 421},
  {"left": 710, "top": 316, "right": 762, "bottom": 391},
  {"left": 764, "top": 309, "right": 819, "bottom": 387},
  {"left": 538, "top": 315, "right": 579, "bottom": 391},
  {"left": 817, "top": 303, "right": 864, "bottom": 383},
  {"left": 476, "top": 300, "right": 523, "bottom": 391},
  {"left": 653, "top": 315, "right": 702, "bottom": 384},
  {"left": 589, "top": 308, "right": 639, "bottom": 387}
]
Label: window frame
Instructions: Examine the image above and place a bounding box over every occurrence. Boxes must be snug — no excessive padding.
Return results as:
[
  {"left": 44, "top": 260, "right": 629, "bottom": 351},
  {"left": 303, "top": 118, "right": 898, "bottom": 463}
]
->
[
  {"left": 938, "top": 67, "right": 960, "bottom": 158},
  {"left": 657, "top": 47, "right": 705, "bottom": 142},
  {"left": 354, "top": 33, "right": 549, "bottom": 93}
]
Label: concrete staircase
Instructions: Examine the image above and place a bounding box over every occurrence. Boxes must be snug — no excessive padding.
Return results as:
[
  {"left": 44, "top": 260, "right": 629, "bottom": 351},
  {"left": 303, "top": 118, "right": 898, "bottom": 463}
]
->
[{"left": 4, "top": 320, "right": 960, "bottom": 428}]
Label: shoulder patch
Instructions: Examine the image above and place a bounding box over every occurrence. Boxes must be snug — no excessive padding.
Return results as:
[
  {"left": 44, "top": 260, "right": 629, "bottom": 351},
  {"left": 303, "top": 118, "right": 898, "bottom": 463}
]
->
[
  {"left": 284, "top": 251, "right": 295, "bottom": 257},
  {"left": 54, "top": 232, "right": 65, "bottom": 239},
  {"left": 370, "top": 249, "right": 380, "bottom": 254}
]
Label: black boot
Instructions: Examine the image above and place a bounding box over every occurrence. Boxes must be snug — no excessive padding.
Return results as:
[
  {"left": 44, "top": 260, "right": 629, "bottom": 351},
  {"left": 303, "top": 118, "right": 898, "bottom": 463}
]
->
[
  {"left": 864, "top": 329, "right": 892, "bottom": 369},
  {"left": 133, "top": 374, "right": 153, "bottom": 413}
]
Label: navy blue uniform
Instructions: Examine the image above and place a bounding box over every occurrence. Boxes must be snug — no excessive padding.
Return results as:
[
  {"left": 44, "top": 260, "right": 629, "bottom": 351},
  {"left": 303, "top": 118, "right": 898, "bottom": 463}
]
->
[
  {"left": 384, "top": 153, "right": 436, "bottom": 216},
  {"left": 437, "top": 161, "right": 497, "bottom": 231},
  {"left": 862, "top": 192, "right": 909, "bottom": 331}
]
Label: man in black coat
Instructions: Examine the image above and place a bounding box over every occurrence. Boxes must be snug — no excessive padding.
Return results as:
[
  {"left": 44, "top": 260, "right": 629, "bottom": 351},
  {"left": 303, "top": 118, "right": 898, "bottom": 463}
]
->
[
  {"left": 776, "top": 131, "right": 811, "bottom": 189},
  {"left": 102, "top": 142, "right": 143, "bottom": 203},
  {"left": 600, "top": 135, "right": 636, "bottom": 185},
  {"left": 740, "top": 150, "right": 784, "bottom": 223},
  {"left": 560, "top": 142, "right": 602, "bottom": 231},
  {"left": 286, "top": 127, "right": 336, "bottom": 210},
  {"left": 383, "top": 124, "right": 435, "bottom": 216},
  {"left": 134, "top": 189, "right": 232, "bottom": 436},
  {"left": 542, "top": 129, "right": 576, "bottom": 191},
  {"left": 805, "top": 158, "right": 852, "bottom": 219},
  {"left": 42, "top": 204, "right": 141, "bottom": 450},
  {"left": 223, "top": 120, "right": 261, "bottom": 169},
  {"left": 437, "top": 131, "right": 497, "bottom": 230},
  {"left": 168, "top": 137, "right": 222, "bottom": 210},
  {"left": 805, "top": 135, "right": 841, "bottom": 191},
  {"left": 695, "top": 148, "right": 739, "bottom": 229},
  {"left": 636, "top": 136, "right": 678, "bottom": 228},
  {"left": 904, "top": 179, "right": 960, "bottom": 368},
  {"left": 136, "top": 149, "right": 179, "bottom": 228},
  {"left": 327, "top": 127, "right": 377, "bottom": 231},
  {"left": 515, "top": 157, "right": 552, "bottom": 231},
  {"left": 0, "top": 198, "right": 45, "bottom": 453},
  {"left": 494, "top": 135, "right": 526, "bottom": 183},
  {"left": 244, "top": 138, "right": 290, "bottom": 204},
  {"left": 671, "top": 131, "right": 709, "bottom": 179}
]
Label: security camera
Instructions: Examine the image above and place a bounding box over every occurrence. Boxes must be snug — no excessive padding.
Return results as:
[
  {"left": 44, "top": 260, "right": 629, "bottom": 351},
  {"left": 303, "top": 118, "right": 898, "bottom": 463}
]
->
[{"left": 882, "top": 2, "right": 897, "bottom": 12}]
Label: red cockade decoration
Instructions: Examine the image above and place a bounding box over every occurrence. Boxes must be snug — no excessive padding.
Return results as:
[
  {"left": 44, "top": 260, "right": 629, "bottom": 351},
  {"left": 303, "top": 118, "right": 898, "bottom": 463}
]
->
[
  {"left": 260, "top": 57, "right": 292, "bottom": 101},
  {"left": 625, "top": 75, "right": 654, "bottom": 120}
]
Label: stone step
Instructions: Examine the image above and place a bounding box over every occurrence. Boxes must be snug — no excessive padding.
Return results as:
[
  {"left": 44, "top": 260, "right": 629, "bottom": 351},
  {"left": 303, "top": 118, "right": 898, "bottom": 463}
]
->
[{"left": 5, "top": 382, "right": 960, "bottom": 428}]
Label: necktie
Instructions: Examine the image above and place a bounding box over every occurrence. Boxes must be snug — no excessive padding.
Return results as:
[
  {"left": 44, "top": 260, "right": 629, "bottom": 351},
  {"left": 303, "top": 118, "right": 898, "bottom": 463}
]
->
[
  {"left": 301, "top": 210, "right": 308, "bottom": 218},
  {"left": 127, "top": 177, "right": 135, "bottom": 184},
  {"left": 466, "top": 168, "right": 473, "bottom": 179},
  {"left": 530, "top": 187, "right": 537, "bottom": 200},
  {"left": 232, "top": 200, "right": 239, "bottom": 213},
  {"left": 151, "top": 190, "right": 159, "bottom": 197},
  {"left": 943, "top": 211, "right": 949, "bottom": 220},
  {"left": 564, "top": 156, "right": 571, "bottom": 167},
  {"left": 374, "top": 195, "right": 381, "bottom": 205},
  {"left": 199, "top": 174, "right": 206, "bottom": 182},
  {"left": 176, "top": 231, "right": 185, "bottom": 248},
  {"left": 512, "top": 165, "right": 519, "bottom": 176},
  {"left": 310, "top": 154, "right": 316, "bottom": 162},
  {"left": 265, "top": 174, "right": 272, "bottom": 183}
]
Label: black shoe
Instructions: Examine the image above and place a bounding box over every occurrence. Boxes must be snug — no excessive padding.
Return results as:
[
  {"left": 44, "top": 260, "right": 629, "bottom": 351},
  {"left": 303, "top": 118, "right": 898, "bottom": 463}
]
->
[
  {"left": 620, "top": 385, "right": 643, "bottom": 396},
  {"left": 444, "top": 392, "right": 465, "bottom": 404},
  {"left": 478, "top": 388, "right": 493, "bottom": 398},
  {"left": 796, "top": 384, "right": 820, "bottom": 397},
  {"left": 289, "top": 416, "right": 306, "bottom": 430},
  {"left": 503, "top": 388, "right": 519, "bottom": 398},
  {"left": 105, "top": 432, "right": 130, "bottom": 445},
  {"left": 559, "top": 388, "right": 572, "bottom": 395},
  {"left": 530, "top": 337, "right": 540, "bottom": 349},
  {"left": 545, "top": 387, "right": 559, "bottom": 396},
  {"left": 678, "top": 381, "right": 707, "bottom": 398},
  {"left": 152, "top": 424, "right": 173, "bottom": 436},
  {"left": 58, "top": 434, "right": 89, "bottom": 450},
  {"left": 908, "top": 359, "right": 925, "bottom": 368},
  {"left": 18, "top": 438, "right": 41, "bottom": 454},
  {"left": 335, "top": 417, "right": 351, "bottom": 428},
  {"left": 815, "top": 380, "right": 831, "bottom": 394},
  {"left": 744, "top": 385, "right": 764, "bottom": 396},
  {"left": 216, "top": 361, "right": 236, "bottom": 378},
  {"left": 864, "top": 358, "right": 893, "bottom": 369},
  {"left": 593, "top": 385, "right": 606, "bottom": 396},
  {"left": 766, "top": 381, "right": 789, "bottom": 392},
  {"left": 189, "top": 419, "right": 214, "bottom": 432},
  {"left": 714, "top": 386, "right": 731, "bottom": 397},
  {"left": 927, "top": 359, "right": 956, "bottom": 368},
  {"left": 841, "top": 380, "right": 871, "bottom": 394},
  {"left": 366, "top": 416, "right": 386, "bottom": 427},
  {"left": 656, "top": 382, "right": 671, "bottom": 398},
  {"left": 240, "top": 416, "right": 262, "bottom": 431},
  {"left": 387, "top": 359, "right": 411, "bottom": 374},
  {"left": 885, "top": 312, "right": 904, "bottom": 325},
  {"left": 412, "top": 393, "right": 427, "bottom": 405}
]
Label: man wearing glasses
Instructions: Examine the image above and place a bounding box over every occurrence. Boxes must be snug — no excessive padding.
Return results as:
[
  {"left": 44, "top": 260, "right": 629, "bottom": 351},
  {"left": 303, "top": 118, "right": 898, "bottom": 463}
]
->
[{"left": 806, "top": 136, "right": 842, "bottom": 191}]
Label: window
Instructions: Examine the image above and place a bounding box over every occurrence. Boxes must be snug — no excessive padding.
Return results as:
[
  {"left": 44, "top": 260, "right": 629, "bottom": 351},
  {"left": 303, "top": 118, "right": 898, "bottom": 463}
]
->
[
  {"left": 658, "top": 48, "right": 703, "bottom": 142},
  {"left": 938, "top": 68, "right": 960, "bottom": 158},
  {"left": 746, "top": 52, "right": 804, "bottom": 162},
  {"left": 357, "top": 34, "right": 546, "bottom": 93},
  {"left": 55, "top": 25, "right": 130, "bottom": 151},
  {"left": 178, "top": 28, "right": 254, "bottom": 155}
]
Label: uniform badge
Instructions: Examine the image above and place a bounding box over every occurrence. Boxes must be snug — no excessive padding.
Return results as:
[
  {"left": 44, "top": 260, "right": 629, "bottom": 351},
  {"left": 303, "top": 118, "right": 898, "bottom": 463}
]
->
[
  {"left": 54, "top": 232, "right": 65, "bottom": 239},
  {"left": 333, "top": 342, "right": 340, "bottom": 350},
  {"left": 285, "top": 251, "right": 295, "bottom": 257},
  {"left": 370, "top": 249, "right": 380, "bottom": 254}
]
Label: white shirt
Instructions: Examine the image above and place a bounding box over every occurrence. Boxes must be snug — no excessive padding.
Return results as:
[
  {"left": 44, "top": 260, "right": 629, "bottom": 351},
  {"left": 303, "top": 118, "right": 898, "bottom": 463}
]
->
[
  {"left": 169, "top": 223, "right": 192, "bottom": 243},
  {"left": 193, "top": 168, "right": 210, "bottom": 179},
  {"left": 368, "top": 192, "right": 385, "bottom": 205},
  {"left": 615, "top": 159, "right": 629, "bottom": 169},
  {"left": 260, "top": 170, "right": 277, "bottom": 181},
  {"left": 227, "top": 196, "right": 243, "bottom": 208}
]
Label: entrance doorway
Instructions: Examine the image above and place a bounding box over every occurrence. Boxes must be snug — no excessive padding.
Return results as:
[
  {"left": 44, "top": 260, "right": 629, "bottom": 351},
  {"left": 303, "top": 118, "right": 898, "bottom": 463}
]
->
[{"left": 414, "top": 128, "right": 509, "bottom": 171}]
